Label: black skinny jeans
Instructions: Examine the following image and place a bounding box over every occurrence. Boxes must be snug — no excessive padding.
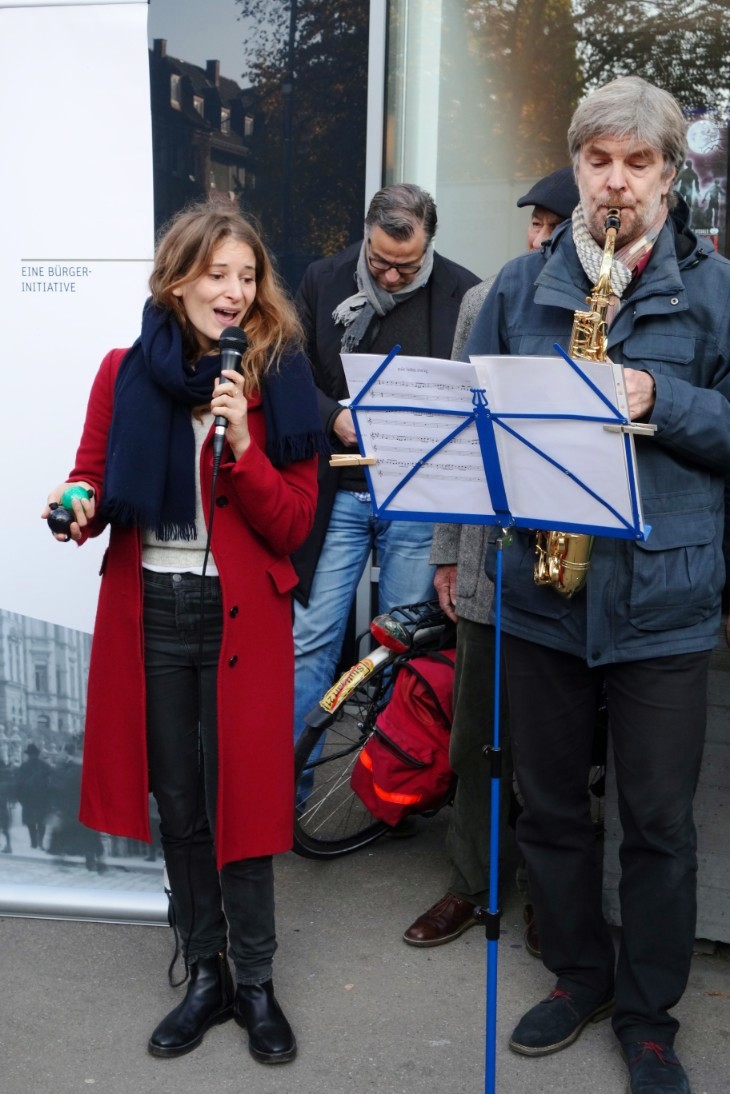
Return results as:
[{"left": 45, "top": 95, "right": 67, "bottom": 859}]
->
[
  {"left": 143, "top": 569, "right": 276, "bottom": 985},
  {"left": 503, "top": 633, "right": 708, "bottom": 1045}
]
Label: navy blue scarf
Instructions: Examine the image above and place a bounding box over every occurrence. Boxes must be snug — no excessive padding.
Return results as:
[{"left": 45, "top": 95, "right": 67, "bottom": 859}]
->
[{"left": 101, "top": 302, "right": 327, "bottom": 540}]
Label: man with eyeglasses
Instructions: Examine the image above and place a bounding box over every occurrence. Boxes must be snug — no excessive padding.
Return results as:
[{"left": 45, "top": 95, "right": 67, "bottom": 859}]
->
[{"left": 291, "top": 183, "right": 479, "bottom": 757}]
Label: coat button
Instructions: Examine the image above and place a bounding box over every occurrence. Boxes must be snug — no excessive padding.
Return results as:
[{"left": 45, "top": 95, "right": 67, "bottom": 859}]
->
[
  {"left": 216, "top": 496, "right": 229, "bottom": 508},
  {"left": 228, "top": 655, "right": 238, "bottom": 667},
  {"left": 229, "top": 606, "right": 239, "bottom": 618},
  {"left": 670, "top": 297, "right": 679, "bottom": 305},
  {"left": 590, "top": 650, "right": 601, "bottom": 661}
]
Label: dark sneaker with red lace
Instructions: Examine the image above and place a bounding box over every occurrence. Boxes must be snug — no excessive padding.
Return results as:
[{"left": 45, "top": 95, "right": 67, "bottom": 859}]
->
[
  {"left": 509, "top": 987, "right": 614, "bottom": 1056},
  {"left": 622, "top": 1041, "right": 690, "bottom": 1093}
]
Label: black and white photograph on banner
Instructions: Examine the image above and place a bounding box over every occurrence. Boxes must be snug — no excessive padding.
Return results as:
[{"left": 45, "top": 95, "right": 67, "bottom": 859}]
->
[{"left": 0, "top": 608, "right": 165, "bottom": 918}]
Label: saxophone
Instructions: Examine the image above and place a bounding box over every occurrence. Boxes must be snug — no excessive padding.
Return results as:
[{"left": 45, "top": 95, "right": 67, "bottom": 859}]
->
[{"left": 533, "top": 207, "right": 621, "bottom": 596}]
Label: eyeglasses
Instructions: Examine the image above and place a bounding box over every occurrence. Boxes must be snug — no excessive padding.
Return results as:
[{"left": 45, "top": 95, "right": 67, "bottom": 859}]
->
[{"left": 366, "top": 241, "right": 425, "bottom": 276}]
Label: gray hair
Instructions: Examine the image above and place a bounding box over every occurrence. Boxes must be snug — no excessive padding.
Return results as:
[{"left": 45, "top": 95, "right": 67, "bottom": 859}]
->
[
  {"left": 365, "top": 183, "right": 438, "bottom": 245},
  {"left": 568, "top": 77, "right": 687, "bottom": 180}
]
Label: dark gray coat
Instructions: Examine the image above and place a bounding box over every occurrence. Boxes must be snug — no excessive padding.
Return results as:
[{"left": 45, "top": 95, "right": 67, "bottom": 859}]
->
[
  {"left": 430, "top": 275, "right": 497, "bottom": 625},
  {"left": 464, "top": 211, "right": 730, "bottom": 664}
]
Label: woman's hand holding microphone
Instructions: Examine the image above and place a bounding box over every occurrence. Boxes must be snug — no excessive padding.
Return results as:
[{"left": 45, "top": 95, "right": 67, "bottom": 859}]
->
[{"left": 212, "top": 369, "right": 250, "bottom": 460}]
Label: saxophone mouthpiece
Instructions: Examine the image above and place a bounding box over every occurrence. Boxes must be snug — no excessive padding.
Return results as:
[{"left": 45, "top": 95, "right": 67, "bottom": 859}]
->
[{"left": 605, "top": 207, "right": 621, "bottom": 232}]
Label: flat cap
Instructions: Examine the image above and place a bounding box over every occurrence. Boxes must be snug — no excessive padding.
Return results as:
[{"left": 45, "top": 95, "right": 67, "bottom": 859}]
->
[{"left": 516, "top": 166, "right": 579, "bottom": 220}]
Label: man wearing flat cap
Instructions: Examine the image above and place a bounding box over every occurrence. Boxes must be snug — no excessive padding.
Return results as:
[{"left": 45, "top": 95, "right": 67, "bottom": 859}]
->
[
  {"left": 403, "top": 167, "right": 579, "bottom": 950},
  {"left": 452, "top": 167, "right": 580, "bottom": 357}
]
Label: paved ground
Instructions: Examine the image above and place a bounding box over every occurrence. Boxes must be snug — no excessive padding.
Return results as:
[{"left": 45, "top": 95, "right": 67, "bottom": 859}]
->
[{"left": 1, "top": 811, "right": 729, "bottom": 1094}]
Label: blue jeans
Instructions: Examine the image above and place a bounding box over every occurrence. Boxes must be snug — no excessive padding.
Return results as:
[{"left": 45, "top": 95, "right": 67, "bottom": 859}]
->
[
  {"left": 143, "top": 570, "right": 276, "bottom": 984},
  {"left": 293, "top": 489, "right": 436, "bottom": 742}
]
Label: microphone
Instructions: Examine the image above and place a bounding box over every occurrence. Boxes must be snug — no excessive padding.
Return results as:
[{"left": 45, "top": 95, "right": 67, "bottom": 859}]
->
[{"left": 213, "top": 326, "right": 248, "bottom": 461}]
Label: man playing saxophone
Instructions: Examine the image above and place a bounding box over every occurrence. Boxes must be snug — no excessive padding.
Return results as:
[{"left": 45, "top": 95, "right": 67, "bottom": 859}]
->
[{"left": 463, "top": 76, "right": 730, "bottom": 1094}]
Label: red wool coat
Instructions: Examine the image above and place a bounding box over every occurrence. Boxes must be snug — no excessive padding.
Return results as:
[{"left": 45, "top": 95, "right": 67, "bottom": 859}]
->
[{"left": 71, "top": 349, "right": 318, "bottom": 868}]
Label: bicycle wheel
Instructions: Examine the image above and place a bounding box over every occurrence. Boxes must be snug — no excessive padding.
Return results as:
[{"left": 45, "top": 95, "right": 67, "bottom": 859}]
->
[{"left": 293, "top": 670, "right": 392, "bottom": 859}]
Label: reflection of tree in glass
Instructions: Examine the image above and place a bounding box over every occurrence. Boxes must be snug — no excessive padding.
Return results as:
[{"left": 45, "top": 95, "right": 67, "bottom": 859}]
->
[
  {"left": 445, "top": 0, "right": 583, "bottom": 179},
  {"left": 235, "top": 1, "right": 368, "bottom": 279},
  {"left": 574, "top": 0, "right": 730, "bottom": 117},
  {"left": 414, "top": 0, "right": 728, "bottom": 183}
]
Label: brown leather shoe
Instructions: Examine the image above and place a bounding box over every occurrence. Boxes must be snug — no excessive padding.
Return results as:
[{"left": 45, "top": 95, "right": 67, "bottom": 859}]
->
[{"left": 403, "top": 892, "right": 477, "bottom": 947}]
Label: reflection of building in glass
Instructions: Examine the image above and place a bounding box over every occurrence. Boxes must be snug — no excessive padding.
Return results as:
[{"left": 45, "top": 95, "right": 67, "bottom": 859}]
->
[
  {"left": 148, "top": 16, "right": 369, "bottom": 291},
  {"left": 0, "top": 611, "right": 90, "bottom": 766},
  {"left": 149, "top": 38, "right": 257, "bottom": 230}
]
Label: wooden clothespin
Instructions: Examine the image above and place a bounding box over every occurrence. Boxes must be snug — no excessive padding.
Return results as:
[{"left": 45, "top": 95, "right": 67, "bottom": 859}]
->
[{"left": 329, "top": 454, "right": 378, "bottom": 467}]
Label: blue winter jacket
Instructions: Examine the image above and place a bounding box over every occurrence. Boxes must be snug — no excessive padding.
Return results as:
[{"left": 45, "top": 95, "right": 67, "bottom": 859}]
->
[{"left": 464, "top": 209, "right": 730, "bottom": 665}]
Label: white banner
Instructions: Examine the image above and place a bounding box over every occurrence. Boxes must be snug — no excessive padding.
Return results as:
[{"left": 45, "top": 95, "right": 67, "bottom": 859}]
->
[
  {"left": 0, "top": 0, "right": 153, "bottom": 634},
  {"left": 0, "top": 0, "right": 164, "bottom": 924}
]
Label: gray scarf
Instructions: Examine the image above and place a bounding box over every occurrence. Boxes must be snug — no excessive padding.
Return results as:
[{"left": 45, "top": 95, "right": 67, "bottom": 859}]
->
[
  {"left": 332, "top": 239, "right": 435, "bottom": 352},
  {"left": 571, "top": 202, "right": 669, "bottom": 308}
]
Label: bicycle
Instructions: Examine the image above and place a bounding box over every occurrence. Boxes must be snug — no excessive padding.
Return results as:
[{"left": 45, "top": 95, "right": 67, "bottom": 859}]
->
[{"left": 293, "top": 599, "right": 455, "bottom": 859}]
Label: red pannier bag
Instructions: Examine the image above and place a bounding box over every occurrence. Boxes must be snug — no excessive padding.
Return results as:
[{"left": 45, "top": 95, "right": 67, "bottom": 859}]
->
[{"left": 350, "top": 650, "right": 456, "bottom": 826}]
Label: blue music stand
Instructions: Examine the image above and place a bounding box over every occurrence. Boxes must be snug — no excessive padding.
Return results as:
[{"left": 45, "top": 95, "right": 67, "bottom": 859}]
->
[{"left": 340, "top": 344, "right": 652, "bottom": 1094}]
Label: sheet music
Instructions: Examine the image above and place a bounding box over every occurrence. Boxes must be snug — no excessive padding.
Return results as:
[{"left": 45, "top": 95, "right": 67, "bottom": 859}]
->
[
  {"left": 342, "top": 354, "right": 497, "bottom": 518},
  {"left": 342, "top": 353, "right": 477, "bottom": 411},
  {"left": 340, "top": 351, "right": 647, "bottom": 537},
  {"left": 471, "top": 354, "right": 644, "bottom": 532}
]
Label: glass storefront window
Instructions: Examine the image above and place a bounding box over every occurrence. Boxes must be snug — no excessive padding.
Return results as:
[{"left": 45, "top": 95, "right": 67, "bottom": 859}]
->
[{"left": 385, "top": 1, "right": 730, "bottom": 278}]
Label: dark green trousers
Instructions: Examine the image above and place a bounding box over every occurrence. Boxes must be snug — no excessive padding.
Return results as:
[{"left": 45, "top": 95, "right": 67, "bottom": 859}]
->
[{"left": 446, "top": 618, "right": 511, "bottom": 904}]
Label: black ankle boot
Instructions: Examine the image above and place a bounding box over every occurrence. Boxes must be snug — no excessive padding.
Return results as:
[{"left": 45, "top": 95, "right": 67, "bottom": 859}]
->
[
  {"left": 148, "top": 950, "right": 234, "bottom": 1058},
  {"left": 233, "top": 980, "right": 297, "bottom": 1064}
]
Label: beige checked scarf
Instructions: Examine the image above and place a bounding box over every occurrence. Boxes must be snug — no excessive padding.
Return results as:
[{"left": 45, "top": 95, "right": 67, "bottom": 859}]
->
[{"left": 571, "top": 202, "right": 669, "bottom": 324}]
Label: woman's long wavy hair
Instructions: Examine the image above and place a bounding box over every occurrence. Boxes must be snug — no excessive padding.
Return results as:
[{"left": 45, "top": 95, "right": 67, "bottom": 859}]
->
[{"left": 149, "top": 199, "right": 303, "bottom": 393}]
